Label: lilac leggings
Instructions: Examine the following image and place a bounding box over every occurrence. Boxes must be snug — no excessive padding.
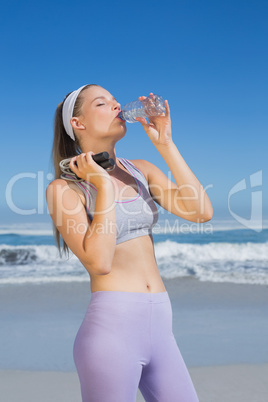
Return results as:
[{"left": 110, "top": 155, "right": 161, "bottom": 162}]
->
[{"left": 73, "top": 290, "right": 199, "bottom": 402}]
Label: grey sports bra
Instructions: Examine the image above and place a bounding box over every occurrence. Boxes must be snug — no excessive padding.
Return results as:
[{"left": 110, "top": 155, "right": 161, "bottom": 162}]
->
[{"left": 61, "top": 158, "right": 159, "bottom": 245}]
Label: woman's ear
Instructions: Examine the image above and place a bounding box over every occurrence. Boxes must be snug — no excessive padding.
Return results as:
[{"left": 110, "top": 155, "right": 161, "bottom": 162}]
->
[{"left": 70, "top": 117, "right": 86, "bottom": 131}]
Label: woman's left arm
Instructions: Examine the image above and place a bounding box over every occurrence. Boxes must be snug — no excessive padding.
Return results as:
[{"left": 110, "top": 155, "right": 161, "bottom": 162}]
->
[{"left": 135, "top": 94, "right": 213, "bottom": 223}]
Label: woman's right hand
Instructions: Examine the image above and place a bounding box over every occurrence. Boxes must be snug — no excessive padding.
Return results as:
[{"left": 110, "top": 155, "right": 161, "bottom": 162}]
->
[{"left": 69, "top": 152, "right": 111, "bottom": 188}]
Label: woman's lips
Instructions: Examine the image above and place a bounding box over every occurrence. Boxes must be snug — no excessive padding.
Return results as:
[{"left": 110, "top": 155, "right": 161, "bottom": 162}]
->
[{"left": 116, "top": 115, "right": 125, "bottom": 122}]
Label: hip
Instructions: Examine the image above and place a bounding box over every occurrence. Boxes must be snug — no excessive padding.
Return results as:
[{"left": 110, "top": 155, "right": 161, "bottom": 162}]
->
[{"left": 76, "top": 290, "right": 174, "bottom": 338}]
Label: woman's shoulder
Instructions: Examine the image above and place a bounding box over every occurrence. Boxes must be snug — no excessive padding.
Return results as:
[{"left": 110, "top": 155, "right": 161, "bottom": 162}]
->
[
  {"left": 46, "top": 177, "right": 79, "bottom": 190},
  {"left": 128, "top": 159, "right": 151, "bottom": 182},
  {"left": 46, "top": 178, "right": 87, "bottom": 207}
]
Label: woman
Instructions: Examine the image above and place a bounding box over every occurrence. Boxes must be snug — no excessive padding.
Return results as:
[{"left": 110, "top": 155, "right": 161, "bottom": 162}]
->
[{"left": 46, "top": 84, "right": 213, "bottom": 402}]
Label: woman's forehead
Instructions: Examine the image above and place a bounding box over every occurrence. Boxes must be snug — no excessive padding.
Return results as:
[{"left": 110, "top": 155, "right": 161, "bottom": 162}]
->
[{"left": 86, "top": 86, "right": 112, "bottom": 101}]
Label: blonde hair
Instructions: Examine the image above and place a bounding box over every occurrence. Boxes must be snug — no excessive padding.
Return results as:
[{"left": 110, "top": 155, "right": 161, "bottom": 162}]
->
[{"left": 50, "top": 84, "right": 99, "bottom": 256}]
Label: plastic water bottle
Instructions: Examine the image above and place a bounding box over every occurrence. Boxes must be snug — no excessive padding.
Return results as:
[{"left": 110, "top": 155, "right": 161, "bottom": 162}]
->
[{"left": 118, "top": 94, "right": 165, "bottom": 123}]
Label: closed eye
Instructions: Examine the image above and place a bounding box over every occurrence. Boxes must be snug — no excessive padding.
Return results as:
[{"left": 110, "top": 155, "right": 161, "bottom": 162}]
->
[{"left": 97, "top": 104, "right": 105, "bottom": 106}]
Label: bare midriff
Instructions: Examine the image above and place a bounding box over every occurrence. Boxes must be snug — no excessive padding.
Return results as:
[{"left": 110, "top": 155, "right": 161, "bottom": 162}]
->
[
  {"left": 74, "top": 158, "right": 166, "bottom": 294},
  {"left": 89, "top": 234, "right": 167, "bottom": 294}
]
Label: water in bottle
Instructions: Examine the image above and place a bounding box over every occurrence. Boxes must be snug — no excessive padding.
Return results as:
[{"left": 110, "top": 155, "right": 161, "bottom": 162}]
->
[{"left": 118, "top": 94, "right": 165, "bottom": 123}]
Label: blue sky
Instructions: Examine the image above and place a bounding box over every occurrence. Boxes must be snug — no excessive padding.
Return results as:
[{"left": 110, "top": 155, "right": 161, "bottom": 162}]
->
[{"left": 0, "top": 0, "right": 267, "bottom": 226}]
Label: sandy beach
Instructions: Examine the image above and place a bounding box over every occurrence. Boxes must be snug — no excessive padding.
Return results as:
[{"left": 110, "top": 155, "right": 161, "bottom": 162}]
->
[
  {"left": 1, "top": 277, "right": 268, "bottom": 401},
  {"left": 1, "top": 364, "right": 268, "bottom": 402}
]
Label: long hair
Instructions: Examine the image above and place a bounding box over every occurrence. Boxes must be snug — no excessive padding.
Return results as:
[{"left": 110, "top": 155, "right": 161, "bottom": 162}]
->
[{"left": 50, "top": 84, "right": 99, "bottom": 257}]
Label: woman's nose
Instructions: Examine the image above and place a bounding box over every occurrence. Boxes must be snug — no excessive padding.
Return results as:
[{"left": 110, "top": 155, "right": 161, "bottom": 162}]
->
[{"left": 113, "top": 101, "right": 121, "bottom": 110}]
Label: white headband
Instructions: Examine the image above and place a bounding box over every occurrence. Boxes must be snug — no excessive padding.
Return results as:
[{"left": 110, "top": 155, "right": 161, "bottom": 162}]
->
[{"left": 62, "top": 85, "right": 87, "bottom": 141}]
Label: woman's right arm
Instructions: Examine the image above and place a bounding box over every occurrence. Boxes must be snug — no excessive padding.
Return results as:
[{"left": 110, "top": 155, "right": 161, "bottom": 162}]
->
[{"left": 46, "top": 153, "right": 116, "bottom": 275}]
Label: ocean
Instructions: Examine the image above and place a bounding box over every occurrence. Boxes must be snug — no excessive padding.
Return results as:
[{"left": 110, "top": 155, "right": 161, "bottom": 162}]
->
[{"left": 1, "top": 218, "right": 267, "bottom": 286}]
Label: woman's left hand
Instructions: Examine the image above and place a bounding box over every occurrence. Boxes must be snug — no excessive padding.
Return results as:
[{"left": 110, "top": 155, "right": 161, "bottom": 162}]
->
[{"left": 135, "top": 93, "right": 172, "bottom": 147}]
